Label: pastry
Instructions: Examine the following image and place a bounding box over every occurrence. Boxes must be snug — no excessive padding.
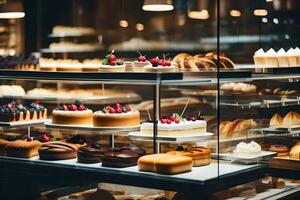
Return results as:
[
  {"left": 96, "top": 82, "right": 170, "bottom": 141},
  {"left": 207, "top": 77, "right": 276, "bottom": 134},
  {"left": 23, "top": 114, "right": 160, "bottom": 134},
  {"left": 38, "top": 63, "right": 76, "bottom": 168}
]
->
[
  {"left": 140, "top": 114, "right": 206, "bottom": 137},
  {"left": 221, "top": 82, "right": 256, "bottom": 93},
  {"left": 282, "top": 111, "right": 300, "bottom": 127},
  {"left": 6, "top": 138, "right": 41, "bottom": 158},
  {"left": 133, "top": 51, "right": 150, "bottom": 68},
  {"left": 77, "top": 144, "right": 108, "bottom": 163},
  {"left": 138, "top": 154, "right": 193, "bottom": 174},
  {"left": 144, "top": 56, "right": 177, "bottom": 72},
  {"left": 289, "top": 143, "right": 300, "bottom": 160},
  {"left": 269, "top": 145, "right": 289, "bottom": 157},
  {"left": 233, "top": 141, "right": 261, "bottom": 156},
  {"left": 0, "top": 138, "right": 10, "bottom": 156},
  {"left": 220, "top": 119, "right": 256, "bottom": 138},
  {"left": 82, "top": 59, "right": 101, "bottom": 72},
  {"left": 66, "top": 135, "right": 86, "bottom": 147},
  {"left": 270, "top": 113, "right": 283, "bottom": 127},
  {"left": 167, "top": 146, "right": 211, "bottom": 167},
  {"left": 99, "top": 50, "right": 126, "bottom": 72},
  {"left": 56, "top": 59, "right": 83, "bottom": 72},
  {"left": 52, "top": 25, "right": 96, "bottom": 36},
  {"left": 0, "top": 101, "right": 47, "bottom": 122},
  {"left": 276, "top": 48, "right": 289, "bottom": 67},
  {"left": 93, "top": 104, "right": 140, "bottom": 127},
  {"left": 253, "top": 48, "right": 266, "bottom": 67},
  {"left": 265, "top": 48, "right": 278, "bottom": 67},
  {"left": 0, "top": 85, "right": 25, "bottom": 97},
  {"left": 49, "top": 42, "right": 100, "bottom": 52},
  {"left": 101, "top": 146, "right": 145, "bottom": 168},
  {"left": 39, "top": 58, "right": 57, "bottom": 71},
  {"left": 286, "top": 47, "right": 299, "bottom": 66},
  {"left": 52, "top": 101, "right": 93, "bottom": 125},
  {"left": 38, "top": 141, "right": 79, "bottom": 160}
]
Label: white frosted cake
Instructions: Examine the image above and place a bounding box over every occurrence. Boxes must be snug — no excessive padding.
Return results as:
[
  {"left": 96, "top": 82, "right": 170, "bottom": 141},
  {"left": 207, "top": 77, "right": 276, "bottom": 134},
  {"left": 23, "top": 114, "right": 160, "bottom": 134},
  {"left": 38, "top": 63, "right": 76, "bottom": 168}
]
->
[
  {"left": 233, "top": 141, "right": 261, "bottom": 156},
  {"left": 140, "top": 115, "right": 207, "bottom": 137}
]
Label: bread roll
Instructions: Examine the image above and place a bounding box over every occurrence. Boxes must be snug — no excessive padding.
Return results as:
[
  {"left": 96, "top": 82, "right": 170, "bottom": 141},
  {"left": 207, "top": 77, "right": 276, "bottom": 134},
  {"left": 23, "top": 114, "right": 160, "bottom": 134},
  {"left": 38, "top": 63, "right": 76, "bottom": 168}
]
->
[
  {"left": 270, "top": 113, "right": 283, "bottom": 127},
  {"left": 283, "top": 111, "right": 300, "bottom": 127},
  {"left": 290, "top": 144, "right": 300, "bottom": 160}
]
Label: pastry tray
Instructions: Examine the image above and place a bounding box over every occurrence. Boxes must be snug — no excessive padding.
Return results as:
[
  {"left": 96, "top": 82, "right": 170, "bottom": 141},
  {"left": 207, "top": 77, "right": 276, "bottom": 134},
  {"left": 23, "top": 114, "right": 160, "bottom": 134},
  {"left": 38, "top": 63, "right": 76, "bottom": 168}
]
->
[
  {"left": 0, "top": 119, "right": 49, "bottom": 128},
  {"left": 128, "top": 132, "right": 213, "bottom": 143},
  {"left": 44, "top": 122, "right": 140, "bottom": 133},
  {"left": 261, "top": 126, "right": 300, "bottom": 135},
  {"left": 269, "top": 156, "right": 300, "bottom": 171},
  {"left": 214, "top": 151, "right": 277, "bottom": 164}
]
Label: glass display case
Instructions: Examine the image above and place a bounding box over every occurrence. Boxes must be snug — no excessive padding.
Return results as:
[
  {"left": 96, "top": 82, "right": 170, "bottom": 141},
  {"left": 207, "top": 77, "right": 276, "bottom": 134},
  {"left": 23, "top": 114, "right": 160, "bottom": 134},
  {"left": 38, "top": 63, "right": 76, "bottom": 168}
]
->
[{"left": 0, "top": 0, "right": 300, "bottom": 199}]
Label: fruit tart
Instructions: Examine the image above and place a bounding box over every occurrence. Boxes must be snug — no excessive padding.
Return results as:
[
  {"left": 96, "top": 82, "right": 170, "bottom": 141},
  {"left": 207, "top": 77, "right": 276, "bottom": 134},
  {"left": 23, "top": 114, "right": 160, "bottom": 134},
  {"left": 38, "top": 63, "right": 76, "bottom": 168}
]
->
[
  {"left": 144, "top": 54, "right": 177, "bottom": 72},
  {"left": 99, "top": 50, "right": 126, "bottom": 72}
]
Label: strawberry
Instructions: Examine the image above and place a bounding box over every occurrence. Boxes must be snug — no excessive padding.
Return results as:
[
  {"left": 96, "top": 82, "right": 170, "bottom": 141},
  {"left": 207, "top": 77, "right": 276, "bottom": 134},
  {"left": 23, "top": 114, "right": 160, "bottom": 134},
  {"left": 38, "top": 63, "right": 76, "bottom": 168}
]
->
[
  {"left": 69, "top": 104, "right": 77, "bottom": 111},
  {"left": 110, "top": 60, "right": 116, "bottom": 66},
  {"left": 161, "top": 119, "right": 167, "bottom": 124},
  {"left": 61, "top": 105, "right": 68, "bottom": 111},
  {"left": 78, "top": 105, "right": 86, "bottom": 111},
  {"left": 174, "top": 119, "right": 180, "bottom": 123}
]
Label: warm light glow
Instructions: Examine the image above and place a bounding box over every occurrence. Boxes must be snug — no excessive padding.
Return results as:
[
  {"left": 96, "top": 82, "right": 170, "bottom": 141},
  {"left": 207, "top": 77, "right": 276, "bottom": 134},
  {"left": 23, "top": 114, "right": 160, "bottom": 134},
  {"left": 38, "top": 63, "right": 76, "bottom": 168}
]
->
[
  {"left": 266, "top": 0, "right": 273, "bottom": 2},
  {"left": 136, "top": 23, "right": 144, "bottom": 31},
  {"left": 230, "top": 10, "right": 241, "bottom": 17},
  {"left": 262, "top": 17, "right": 268, "bottom": 23},
  {"left": 273, "top": 18, "right": 279, "bottom": 24},
  {"left": 0, "top": 12, "right": 25, "bottom": 19},
  {"left": 142, "top": 4, "right": 173, "bottom": 11},
  {"left": 119, "top": 20, "right": 128, "bottom": 28},
  {"left": 254, "top": 9, "right": 268, "bottom": 16},
  {"left": 188, "top": 10, "right": 209, "bottom": 20}
]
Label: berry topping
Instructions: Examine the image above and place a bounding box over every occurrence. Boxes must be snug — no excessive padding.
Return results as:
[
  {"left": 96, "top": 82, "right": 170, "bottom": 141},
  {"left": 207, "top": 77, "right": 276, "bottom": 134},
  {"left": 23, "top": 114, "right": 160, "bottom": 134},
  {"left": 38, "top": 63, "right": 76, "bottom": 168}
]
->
[
  {"left": 103, "top": 104, "right": 132, "bottom": 114},
  {"left": 61, "top": 105, "right": 68, "bottom": 111},
  {"left": 167, "top": 119, "right": 172, "bottom": 124},
  {"left": 106, "top": 106, "right": 115, "bottom": 113},
  {"left": 186, "top": 117, "right": 191, "bottom": 121},
  {"left": 169, "top": 115, "right": 176, "bottom": 121},
  {"left": 110, "top": 60, "right": 116, "bottom": 66},
  {"left": 174, "top": 119, "right": 180, "bottom": 123},
  {"left": 109, "top": 54, "right": 117, "bottom": 62},
  {"left": 161, "top": 119, "right": 167, "bottom": 124},
  {"left": 37, "top": 133, "right": 51, "bottom": 143},
  {"left": 137, "top": 51, "right": 147, "bottom": 62},
  {"left": 116, "top": 60, "right": 124, "bottom": 65},
  {"left": 124, "top": 105, "right": 131, "bottom": 111},
  {"left": 116, "top": 108, "right": 122, "bottom": 113},
  {"left": 26, "top": 137, "right": 32, "bottom": 142},
  {"left": 122, "top": 106, "right": 128, "bottom": 113},
  {"left": 77, "top": 104, "right": 86, "bottom": 111},
  {"left": 191, "top": 117, "right": 196, "bottom": 121},
  {"left": 69, "top": 104, "right": 77, "bottom": 111},
  {"left": 113, "top": 103, "right": 121, "bottom": 110}
]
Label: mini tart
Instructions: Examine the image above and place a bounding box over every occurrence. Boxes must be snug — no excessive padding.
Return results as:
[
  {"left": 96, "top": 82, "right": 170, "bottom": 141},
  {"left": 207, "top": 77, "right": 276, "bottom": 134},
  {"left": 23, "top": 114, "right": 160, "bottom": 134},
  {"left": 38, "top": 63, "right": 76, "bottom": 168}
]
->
[
  {"left": 98, "top": 64, "right": 126, "bottom": 72},
  {"left": 52, "top": 109, "right": 93, "bottom": 125},
  {"left": 269, "top": 145, "right": 289, "bottom": 157},
  {"left": 93, "top": 111, "right": 140, "bottom": 127},
  {"left": 6, "top": 140, "right": 42, "bottom": 158},
  {"left": 167, "top": 147, "right": 211, "bottom": 167},
  {"left": 39, "top": 142, "right": 79, "bottom": 160},
  {"left": 133, "top": 61, "right": 150, "bottom": 68},
  {"left": 144, "top": 64, "right": 177, "bottom": 72}
]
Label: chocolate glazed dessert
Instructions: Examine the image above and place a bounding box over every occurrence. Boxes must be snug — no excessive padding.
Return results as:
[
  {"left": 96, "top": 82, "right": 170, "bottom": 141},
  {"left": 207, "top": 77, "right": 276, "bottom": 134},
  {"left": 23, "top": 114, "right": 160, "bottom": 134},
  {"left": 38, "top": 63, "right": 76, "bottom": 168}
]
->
[
  {"left": 38, "top": 142, "right": 79, "bottom": 160},
  {"left": 77, "top": 144, "right": 109, "bottom": 164},
  {"left": 101, "top": 146, "right": 146, "bottom": 168}
]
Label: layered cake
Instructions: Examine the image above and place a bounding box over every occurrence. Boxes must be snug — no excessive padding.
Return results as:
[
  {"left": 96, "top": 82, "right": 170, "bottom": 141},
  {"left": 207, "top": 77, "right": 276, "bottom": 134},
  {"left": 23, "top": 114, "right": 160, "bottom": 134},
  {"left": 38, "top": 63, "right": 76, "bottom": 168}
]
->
[
  {"left": 99, "top": 50, "right": 125, "bottom": 72},
  {"left": 144, "top": 56, "right": 177, "bottom": 72},
  {"left": 133, "top": 51, "right": 150, "bottom": 67},
  {"left": 167, "top": 146, "right": 211, "bottom": 167},
  {"left": 0, "top": 101, "right": 47, "bottom": 122},
  {"left": 77, "top": 143, "right": 108, "bottom": 164},
  {"left": 93, "top": 104, "right": 140, "bottom": 127},
  {"left": 140, "top": 114, "right": 206, "bottom": 137},
  {"left": 138, "top": 154, "right": 193, "bottom": 174},
  {"left": 6, "top": 138, "right": 42, "bottom": 158},
  {"left": 101, "top": 146, "right": 145, "bottom": 168},
  {"left": 52, "top": 101, "right": 93, "bottom": 125},
  {"left": 39, "top": 141, "right": 79, "bottom": 160}
]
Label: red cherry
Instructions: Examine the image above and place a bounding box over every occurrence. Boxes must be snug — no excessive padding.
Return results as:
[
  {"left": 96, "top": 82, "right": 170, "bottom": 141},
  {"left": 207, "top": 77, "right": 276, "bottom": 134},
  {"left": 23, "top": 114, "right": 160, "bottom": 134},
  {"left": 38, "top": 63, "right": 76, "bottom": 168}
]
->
[
  {"left": 138, "top": 56, "right": 146, "bottom": 62},
  {"left": 175, "top": 119, "right": 180, "bottom": 123},
  {"left": 142, "top": 57, "right": 147, "bottom": 62},
  {"left": 161, "top": 119, "right": 167, "bottom": 124},
  {"left": 150, "top": 58, "right": 159, "bottom": 64},
  {"left": 169, "top": 115, "right": 176, "bottom": 121},
  {"left": 116, "top": 108, "right": 122, "bottom": 113},
  {"left": 78, "top": 105, "right": 86, "bottom": 111},
  {"left": 114, "top": 103, "right": 121, "bottom": 110},
  {"left": 109, "top": 54, "right": 117, "bottom": 62},
  {"left": 186, "top": 117, "right": 191, "bottom": 121},
  {"left": 191, "top": 117, "right": 196, "bottom": 121},
  {"left": 110, "top": 60, "right": 116, "bottom": 66},
  {"left": 61, "top": 105, "right": 68, "bottom": 111},
  {"left": 167, "top": 119, "right": 172, "bottom": 124},
  {"left": 165, "top": 60, "right": 171, "bottom": 66},
  {"left": 69, "top": 104, "right": 77, "bottom": 111},
  {"left": 26, "top": 137, "right": 32, "bottom": 142},
  {"left": 158, "top": 59, "right": 164, "bottom": 66},
  {"left": 124, "top": 105, "right": 131, "bottom": 111}
]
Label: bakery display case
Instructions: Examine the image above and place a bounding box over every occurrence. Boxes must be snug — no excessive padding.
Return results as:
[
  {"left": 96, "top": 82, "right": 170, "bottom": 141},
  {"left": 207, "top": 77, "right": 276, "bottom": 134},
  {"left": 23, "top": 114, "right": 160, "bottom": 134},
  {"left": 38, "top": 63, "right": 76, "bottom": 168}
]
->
[{"left": 0, "top": 0, "right": 300, "bottom": 199}]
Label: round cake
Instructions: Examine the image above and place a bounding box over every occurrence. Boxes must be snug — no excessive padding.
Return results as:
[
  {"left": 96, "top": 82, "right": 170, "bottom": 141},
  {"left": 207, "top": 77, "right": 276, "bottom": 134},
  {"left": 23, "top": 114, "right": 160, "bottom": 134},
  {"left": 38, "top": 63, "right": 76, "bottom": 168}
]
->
[
  {"left": 93, "top": 104, "right": 140, "bottom": 127},
  {"left": 133, "top": 51, "right": 150, "bottom": 68},
  {"left": 140, "top": 114, "right": 207, "bottom": 137},
  {"left": 99, "top": 50, "right": 126, "bottom": 72},
  {"left": 144, "top": 57, "right": 177, "bottom": 72},
  {"left": 39, "top": 141, "right": 79, "bottom": 160},
  {"left": 52, "top": 102, "right": 93, "bottom": 125},
  {"left": 77, "top": 144, "right": 108, "bottom": 164}
]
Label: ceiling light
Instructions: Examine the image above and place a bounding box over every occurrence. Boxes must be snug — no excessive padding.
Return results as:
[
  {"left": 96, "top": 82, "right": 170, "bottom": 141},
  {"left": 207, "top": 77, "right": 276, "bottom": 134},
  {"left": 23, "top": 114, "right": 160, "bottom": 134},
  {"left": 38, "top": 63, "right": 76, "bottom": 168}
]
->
[
  {"left": 143, "top": 0, "right": 174, "bottom": 11},
  {"left": 230, "top": 10, "right": 241, "bottom": 17},
  {"left": 273, "top": 18, "right": 279, "bottom": 24},
  {"left": 254, "top": 9, "right": 268, "bottom": 16},
  {"left": 0, "top": 0, "right": 25, "bottom": 19},
  {"left": 262, "top": 17, "right": 268, "bottom": 23},
  {"left": 119, "top": 20, "right": 128, "bottom": 28},
  {"left": 188, "top": 10, "right": 209, "bottom": 20},
  {"left": 136, "top": 23, "right": 144, "bottom": 31}
]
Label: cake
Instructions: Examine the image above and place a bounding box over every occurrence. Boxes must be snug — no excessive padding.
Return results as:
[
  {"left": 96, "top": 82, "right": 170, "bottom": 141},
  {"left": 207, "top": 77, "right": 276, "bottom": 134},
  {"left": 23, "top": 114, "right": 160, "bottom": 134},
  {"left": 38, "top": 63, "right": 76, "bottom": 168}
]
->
[
  {"left": 276, "top": 48, "right": 289, "bottom": 67},
  {"left": 6, "top": 138, "right": 42, "bottom": 158},
  {"left": 77, "top": 144, "right": 108, "bottom": 163},
  {"left": 270, "top": 113, "right": 283, "bottom": 127},
  {"left": 38, "top": 141, "right": 79, "bottom": 160},
  {"left": 0, "top": 101, "right": 47, "bottom": 122},
  {"left": 140, "top": 114, "right": 206, "bottom": 137},
  {"left": 93, "top": 104, "right": 140, "bottom": 127},
  {"left": 0, "top": 85, "right": 25, "bottom": 97},
  {"left": 0, "top": 138, "right": 10, "bottom": 156},
  {"left": 144, "top": 56, "right": 177, "bottom": 72},
  {"left": 66, "top": 135, "right": 86, "bottom": 147},
  {"left": 99, "top": 50, "right": 126, "bottom": 72},
  {"left": 52, "top": 101, "right": 93, "bottom": 125},
  {"left": 265, "top": 48, "right": 279, "bottom": 67},
  {"left": 101, "top": 146, "right": 145, "bottom": 168},
  {"left": 138, "top": 154, "right": 193, "bottom": 174},
  {"left": 167, "top": 146, "right": 211, "bottom": 167},
  {"left": 253, "top": 48, "right": 266, "bottom": 67},
  {"left": 233, "top": 141, "right": 261, "bottom": 156},
  {"left": 82, "top": 59, "right": 101, "bottom": 72},
  {"left": 133, "top": 51, "right": 150, "bottom": 68},
  {"left": 269, "top": 145, "right": 289, "bottom": 157}
]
